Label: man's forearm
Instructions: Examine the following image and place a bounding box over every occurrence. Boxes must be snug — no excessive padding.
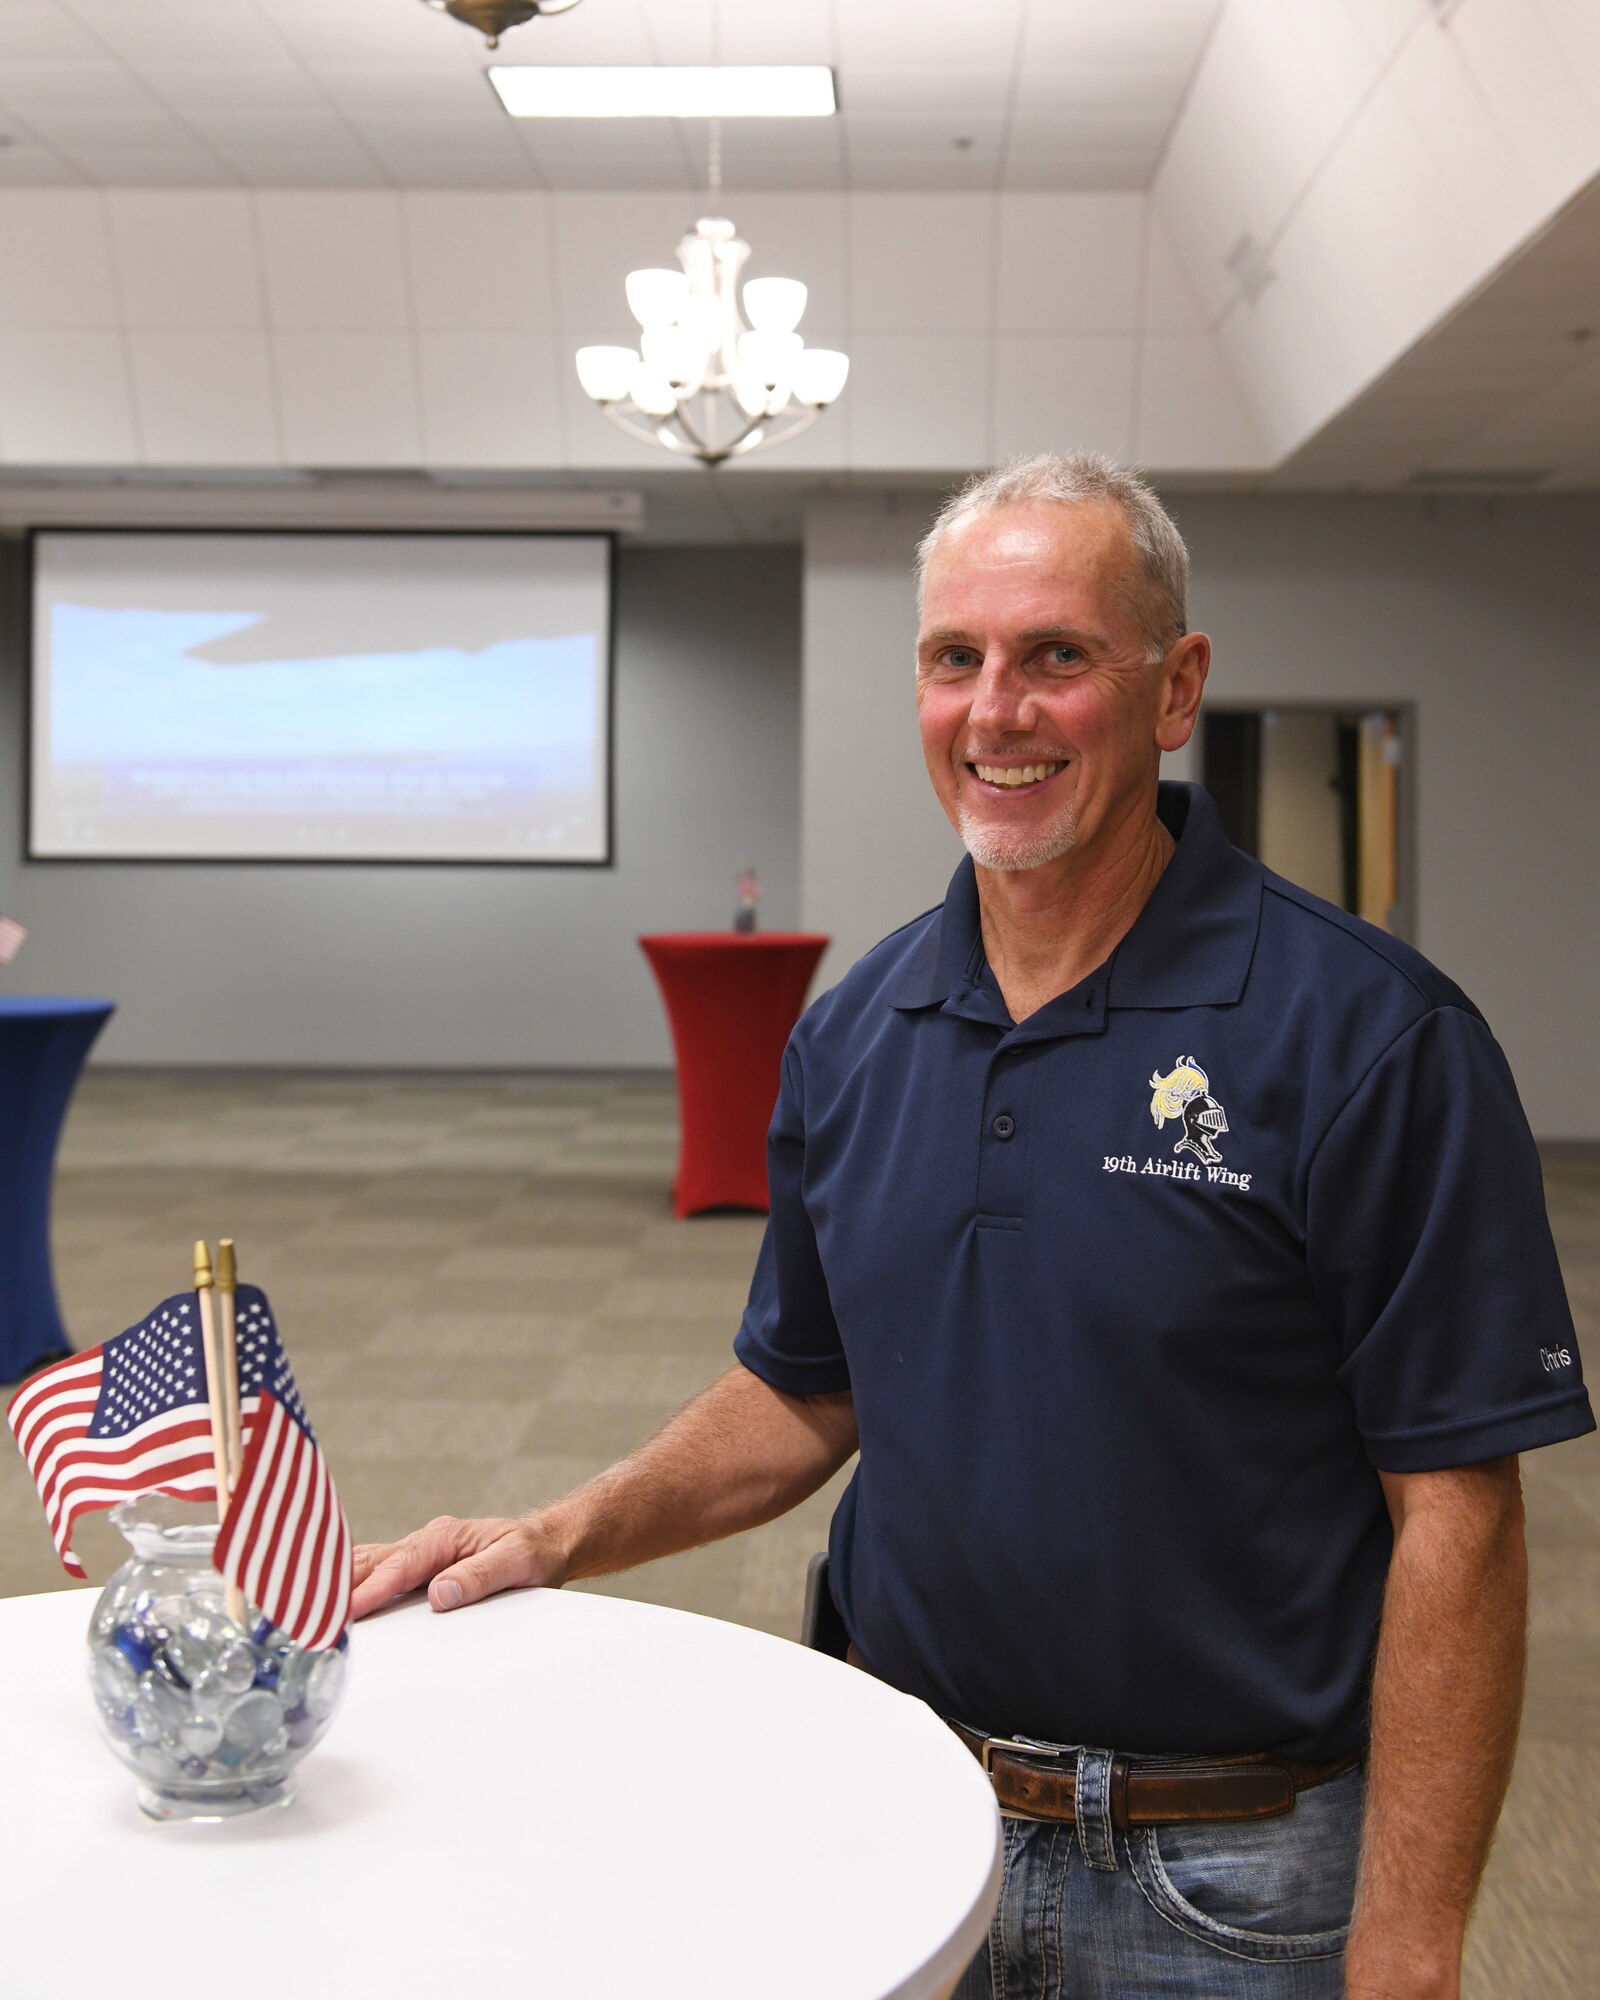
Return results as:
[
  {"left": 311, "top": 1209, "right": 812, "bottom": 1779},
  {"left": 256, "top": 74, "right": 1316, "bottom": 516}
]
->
[
  {"left": 1346, "top": 1461, "right": 1527, "bottom": 2000},
  {"left": 544, "top": 1363, "right": 858, "bottom": 1584}
]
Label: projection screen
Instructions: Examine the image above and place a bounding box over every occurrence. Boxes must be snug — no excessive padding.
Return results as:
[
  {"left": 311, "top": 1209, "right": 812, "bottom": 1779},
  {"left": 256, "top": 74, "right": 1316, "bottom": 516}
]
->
[{"left": 29, "top": 531, "right": 613, "bottom": 864}]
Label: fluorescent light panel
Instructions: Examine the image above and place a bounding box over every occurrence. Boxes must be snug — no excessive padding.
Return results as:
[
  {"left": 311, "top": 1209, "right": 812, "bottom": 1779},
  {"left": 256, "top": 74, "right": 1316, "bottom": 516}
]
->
[{"left": 489, "top": 65, "right": 837, "bottom": 119}]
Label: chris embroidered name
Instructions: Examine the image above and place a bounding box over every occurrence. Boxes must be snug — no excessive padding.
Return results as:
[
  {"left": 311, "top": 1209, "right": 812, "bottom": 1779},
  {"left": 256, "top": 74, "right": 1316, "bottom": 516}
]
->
[{"left": 1102, "top": 1155, "right": 1253, "bottom": 1192}]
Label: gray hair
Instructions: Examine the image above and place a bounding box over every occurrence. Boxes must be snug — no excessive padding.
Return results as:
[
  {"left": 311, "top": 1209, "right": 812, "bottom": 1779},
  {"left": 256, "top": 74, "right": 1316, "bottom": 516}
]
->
[{"left": 915, "top": 451, "right": 1189, "bottom": 659}]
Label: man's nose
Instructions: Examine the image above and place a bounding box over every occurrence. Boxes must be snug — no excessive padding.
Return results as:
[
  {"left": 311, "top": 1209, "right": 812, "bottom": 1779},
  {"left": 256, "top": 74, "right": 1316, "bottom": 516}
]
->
[{"left": 967, "top": 656, "right": 1034, "bottom": 734}]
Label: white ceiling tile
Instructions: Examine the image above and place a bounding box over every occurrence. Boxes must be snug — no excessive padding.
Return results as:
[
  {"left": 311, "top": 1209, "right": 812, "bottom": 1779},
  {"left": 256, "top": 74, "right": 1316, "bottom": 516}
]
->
[
  {"left": 127, "top": 328, "right": 280, "bottom": 462},
  {"left": 0, "top": 188, "right": 116, "bottom": 323},
  {"left": 0, "top": 326, "right": 137, "bottom": 460},
  {"left": 550, "top": 193, "right": 719, "bottom": 328},
  {"left": 1451, "top": 0, "right": 1600, "bottom": 214},
  {"left": 1134, "top": 332, "right": 1265, "bottom": 469},
  {"left": 708, "top": 193, "right": 846, "bottom": 327},
  {"left": 846, "top": 152, "right": 1001, "bottom": 192},
  {"left": 383, "top": 152, "right": 539, "bottom": 190},
  {"left": 256, "top": 0, "right": 465, "bottom": 62},
  {"left": 220, "top": 152, "right": 390, "bottom": 189},
  {"left": 311, "top": 64, "right": 497, "bottom": 117},
  {"left": 840, "top": 67, "right": 1013, "bottom": 118},
  {"left": 108, "top": 189, "right": 263, "bottom": 328},
  {"left": 0, "top": 147, "right": 78, "bottom": 185},
  {"left": 55, "top": 148, "right": 234, "bottom": 187},
  {"left": 1537, "top": 0, "right": 1600, "bottom": 121},
  {"left": 0, "top": 61, "right": 161, "bottom": 114},
  {"left": 354, "top": 116, "right": 528, "bottom": 167},
  {"left": 1022, "top": 0, "right": 1221, "bottom": 67},
  {"left": 416, "top": 330, "right": 562, "bottom": 466},
  {"left": 19, "top": 107, "right": 190, "bottom": 148},
  {"left": 996, "top": 193, "right": 1143, "bottom": 332},
  {"left": 404, "top": 192, "right": 554, "bottom": 330},
  {"left": 991, "top": 331, "right": 1137, "bottom": 462},
  {"left": 849, "top": 193, "right": 994, "bottom": 332},
  {"left": 135, "top": 64, "right": 325, "bottom": 114},
  {"left": 1013, "top": 64, "right": 1194, "bottom": 114},
  {"left": 844, "top": 115, "right": 1004, "bottom": 159},
  {"left": 1001, "top": 152, "right": 1155, "bottom": 194},
  {"left": 847, "top": 332, "right": 989, "bottom": 469},
  {"left": 272, "top": 330, "right": 420, "bottom": 464},
  {"left": 838, "top": 1, "right": 1025, "bottom": 69},
  {"left": 0, "top": 6, "right": 109, "bottom": 62},
  {"left": 1008, "top": 110, "right": 1173, "bottom": 154},
  {"left": 69, "top": 0, "right": 291, "bottom": 67},
  {"left": 1142, "top": 210, "right": 1207, "bottom": 334},
  {"left": 256, "top": 191, "right": 410, "bottom": 328}
]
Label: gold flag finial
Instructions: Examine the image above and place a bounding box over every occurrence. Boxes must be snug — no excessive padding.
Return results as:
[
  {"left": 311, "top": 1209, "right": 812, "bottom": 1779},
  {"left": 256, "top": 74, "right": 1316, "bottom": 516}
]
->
[
  {"left": 193, "top": 1239, "right": 214, "bottom": 1289},
  {"left": 216, "top": 1239, "right": 237, "bottom": 1294}
]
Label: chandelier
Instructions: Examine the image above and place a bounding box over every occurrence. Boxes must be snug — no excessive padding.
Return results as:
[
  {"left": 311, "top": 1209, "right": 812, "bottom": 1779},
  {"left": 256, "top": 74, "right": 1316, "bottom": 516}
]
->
[
  {"left": 421, "top": 0, "right": 581, "bottom": 51},
  {"left": 575, "top": 214, "right": 849, "bottom": 466}
]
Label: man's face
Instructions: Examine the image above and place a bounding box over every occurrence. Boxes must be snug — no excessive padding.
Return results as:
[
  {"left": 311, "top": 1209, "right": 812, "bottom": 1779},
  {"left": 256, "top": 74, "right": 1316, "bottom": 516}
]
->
[{"left": 915, "top": 500, "right": 1194, "bottom": 874}]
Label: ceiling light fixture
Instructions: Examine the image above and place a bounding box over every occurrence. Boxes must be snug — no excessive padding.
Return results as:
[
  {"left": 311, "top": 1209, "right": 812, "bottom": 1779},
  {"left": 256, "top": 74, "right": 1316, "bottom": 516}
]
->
[
  {"left": 489, "top": 64, "right": 836, "bottom": 119},
  {"left": 422, "top": 0, "right": 581, "bottom": 53},
  {"left": 575, "top": 212, "right": 849, "bottom": 468}
]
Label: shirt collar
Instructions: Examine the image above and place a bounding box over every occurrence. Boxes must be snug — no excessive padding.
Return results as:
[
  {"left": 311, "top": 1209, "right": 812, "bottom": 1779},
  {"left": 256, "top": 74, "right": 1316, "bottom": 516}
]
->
[{"left": 888, "top": 783, "right": 1261, "bottom": 1014}]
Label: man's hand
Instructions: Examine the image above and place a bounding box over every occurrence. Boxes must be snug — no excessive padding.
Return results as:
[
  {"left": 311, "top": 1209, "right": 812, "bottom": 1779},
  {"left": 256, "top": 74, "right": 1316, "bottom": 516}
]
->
[
  {"left": 353, "top": 1513, "right": 568, "bottom": 1619},
  {"left": 350, "top": 1364, "right": 858, "bottom": 1624}
]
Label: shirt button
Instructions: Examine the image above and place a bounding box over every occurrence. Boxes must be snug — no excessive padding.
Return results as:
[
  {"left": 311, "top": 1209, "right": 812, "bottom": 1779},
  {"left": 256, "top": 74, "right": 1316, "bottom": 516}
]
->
[{"left": 991, "top": 1113, "right": 1016, "bottom": 1141}]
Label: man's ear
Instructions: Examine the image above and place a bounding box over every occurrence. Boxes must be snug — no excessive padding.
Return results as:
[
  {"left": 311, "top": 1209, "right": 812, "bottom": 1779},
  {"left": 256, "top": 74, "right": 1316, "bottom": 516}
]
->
[{"left": 1155, "top": 632, "right": 1210, "bottom": 754}]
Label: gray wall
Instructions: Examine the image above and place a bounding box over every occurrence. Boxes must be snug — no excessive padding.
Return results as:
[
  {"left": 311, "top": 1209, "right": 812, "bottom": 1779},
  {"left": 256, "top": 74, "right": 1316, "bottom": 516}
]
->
[
  {"left": 0, "top": 541, "right": 801, "bottom": 1068},
  {"left": 801, "top": 492, "right": 1600, "bottom": 1139}
]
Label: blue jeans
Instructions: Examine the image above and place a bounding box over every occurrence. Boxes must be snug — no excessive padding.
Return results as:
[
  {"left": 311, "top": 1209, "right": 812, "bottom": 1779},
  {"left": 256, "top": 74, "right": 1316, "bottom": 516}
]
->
[{"left": 953, "top": 1748, "right": 1364, "bottom": 1999}]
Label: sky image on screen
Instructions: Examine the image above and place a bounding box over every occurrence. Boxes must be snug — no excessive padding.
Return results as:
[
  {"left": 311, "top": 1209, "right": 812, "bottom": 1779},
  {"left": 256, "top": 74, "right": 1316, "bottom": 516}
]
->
[{"left": 31, "top": 534, "right": 610, "bottom": 863}]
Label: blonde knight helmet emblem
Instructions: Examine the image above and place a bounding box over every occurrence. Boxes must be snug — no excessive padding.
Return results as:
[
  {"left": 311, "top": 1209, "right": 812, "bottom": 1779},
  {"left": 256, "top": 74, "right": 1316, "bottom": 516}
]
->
[{"left": 1149, "top": 1058, "right": 1229, "bottom": 1166}]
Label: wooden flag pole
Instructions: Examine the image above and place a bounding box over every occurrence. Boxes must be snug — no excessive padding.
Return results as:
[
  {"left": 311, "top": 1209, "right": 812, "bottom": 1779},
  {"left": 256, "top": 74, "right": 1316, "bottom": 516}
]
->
[
  {"left": 215, "top": 1238, "right": 244, "bottom": 1491},
  {"left": 193, "top": 1240, "right": 249, "bottom": 1629}
]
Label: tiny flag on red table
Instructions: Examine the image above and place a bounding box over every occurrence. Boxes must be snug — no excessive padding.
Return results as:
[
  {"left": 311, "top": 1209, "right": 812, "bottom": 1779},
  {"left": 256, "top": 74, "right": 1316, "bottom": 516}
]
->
[
  {"left": 7, "top": 1284, "right": 349, "bottom": 1650},
  {"left": 0, "top": 915, "right": 26, "bottom": 963}
]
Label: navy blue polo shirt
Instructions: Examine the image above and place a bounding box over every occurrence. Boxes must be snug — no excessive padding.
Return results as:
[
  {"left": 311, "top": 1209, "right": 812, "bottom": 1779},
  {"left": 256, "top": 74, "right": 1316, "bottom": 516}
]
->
[{"left": 734, "top": 782, "right": 1592, "bottom": 1761}]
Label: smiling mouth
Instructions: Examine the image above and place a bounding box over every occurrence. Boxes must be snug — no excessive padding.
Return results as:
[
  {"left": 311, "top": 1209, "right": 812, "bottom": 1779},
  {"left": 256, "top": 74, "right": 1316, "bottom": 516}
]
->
[{"left": 967, "top": 759, "right": 1068, "bottom": 790}]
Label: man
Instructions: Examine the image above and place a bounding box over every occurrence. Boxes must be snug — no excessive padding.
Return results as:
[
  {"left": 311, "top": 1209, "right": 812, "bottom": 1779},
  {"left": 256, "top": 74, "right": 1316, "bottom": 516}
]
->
[{"left": 354, "top": 454, "right": 1592, "bottom": 1999}]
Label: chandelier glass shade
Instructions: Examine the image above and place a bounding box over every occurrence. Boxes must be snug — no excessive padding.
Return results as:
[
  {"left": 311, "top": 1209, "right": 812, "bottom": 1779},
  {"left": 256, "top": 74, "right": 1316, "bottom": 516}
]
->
[{"left": 575, "top": 216, "right": 848, "bottom": 466}]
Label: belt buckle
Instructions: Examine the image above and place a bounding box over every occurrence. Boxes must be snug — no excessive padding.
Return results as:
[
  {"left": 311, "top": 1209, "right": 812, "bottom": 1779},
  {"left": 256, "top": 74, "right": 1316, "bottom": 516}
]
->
[{"left": 979, "top": 1732, "right": 1066, "bottom": 1776}]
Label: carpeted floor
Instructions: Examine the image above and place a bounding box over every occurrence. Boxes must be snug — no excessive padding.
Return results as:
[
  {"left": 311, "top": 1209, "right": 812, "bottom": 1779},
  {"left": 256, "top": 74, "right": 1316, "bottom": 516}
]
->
[{"left": 3, "top": 1070, "right": 1595, "bottom": 1994}]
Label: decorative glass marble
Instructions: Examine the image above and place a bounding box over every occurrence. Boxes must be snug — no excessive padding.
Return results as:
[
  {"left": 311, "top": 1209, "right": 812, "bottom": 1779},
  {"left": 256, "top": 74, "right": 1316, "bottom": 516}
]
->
[{"left": 87, "top": 1494, "right": 349, "bottom": 1821}]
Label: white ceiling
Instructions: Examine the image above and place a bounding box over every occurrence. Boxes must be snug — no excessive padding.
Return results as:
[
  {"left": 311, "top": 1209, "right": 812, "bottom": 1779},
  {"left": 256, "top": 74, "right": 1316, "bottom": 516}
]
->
[
  {"left": 0, "top": 0, "right": 1224, "bottom": 193},
  {"left": 1278, "top": 172, "right": 1600, "bottom": 491}
]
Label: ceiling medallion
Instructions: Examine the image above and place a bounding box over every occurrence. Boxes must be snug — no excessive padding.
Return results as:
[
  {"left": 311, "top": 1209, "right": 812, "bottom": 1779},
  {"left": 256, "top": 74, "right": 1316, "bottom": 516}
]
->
[{"left": 421, "top": 0, "right": 582, "bottom": 51}]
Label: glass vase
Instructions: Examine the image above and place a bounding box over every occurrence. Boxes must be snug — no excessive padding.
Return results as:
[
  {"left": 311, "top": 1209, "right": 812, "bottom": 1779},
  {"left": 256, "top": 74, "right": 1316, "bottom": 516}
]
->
[{"left": 86, "top": 1493, "right": 349, "bottom": 1821}]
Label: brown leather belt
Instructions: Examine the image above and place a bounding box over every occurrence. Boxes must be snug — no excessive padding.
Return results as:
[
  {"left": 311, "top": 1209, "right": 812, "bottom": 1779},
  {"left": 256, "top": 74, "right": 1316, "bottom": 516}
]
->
[
  {"left": 948, "top": 1721, "right": 1363, "bottom": 1827},
  {"left": 844, "top": 1641, "right": 1361, "bottom": 1826}
]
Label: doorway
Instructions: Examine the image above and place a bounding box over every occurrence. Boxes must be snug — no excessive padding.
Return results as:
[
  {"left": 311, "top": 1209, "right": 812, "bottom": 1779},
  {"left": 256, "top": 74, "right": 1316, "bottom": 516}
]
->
[{"left": 1201, "top": 706, "right": 1412, "bottom": 939}]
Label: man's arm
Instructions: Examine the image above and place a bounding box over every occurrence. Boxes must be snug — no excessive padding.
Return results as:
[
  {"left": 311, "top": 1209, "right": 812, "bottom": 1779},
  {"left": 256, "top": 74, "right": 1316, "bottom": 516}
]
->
[
  {"left": 351, "top": 1362, "right": 858, "bottom": 1618},
  {"left": 1344, "top": 1455, "right": 1527, "bottom": 2000}
]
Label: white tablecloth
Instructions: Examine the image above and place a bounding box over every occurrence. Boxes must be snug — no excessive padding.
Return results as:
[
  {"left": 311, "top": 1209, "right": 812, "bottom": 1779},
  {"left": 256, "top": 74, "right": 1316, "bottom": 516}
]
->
[{"left": 2, "top": 1583, "right": 1001, "bottom": 1999}]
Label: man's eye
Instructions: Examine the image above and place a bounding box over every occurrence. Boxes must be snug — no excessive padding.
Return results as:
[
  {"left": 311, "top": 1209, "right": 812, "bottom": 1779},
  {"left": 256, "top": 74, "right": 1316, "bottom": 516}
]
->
[
  {"left": 1045, "top": 645, "right": 1083, "bottom": 668},
  {"left": 941, "top": 649, "right": 979, "bottom": 670}
]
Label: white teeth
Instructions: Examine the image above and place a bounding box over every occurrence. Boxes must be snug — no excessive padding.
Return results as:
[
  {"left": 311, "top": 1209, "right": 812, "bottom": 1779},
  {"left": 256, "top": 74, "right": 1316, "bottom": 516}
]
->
[{"left": 972, "top": 761, "right": 1064, "bottom": 788}]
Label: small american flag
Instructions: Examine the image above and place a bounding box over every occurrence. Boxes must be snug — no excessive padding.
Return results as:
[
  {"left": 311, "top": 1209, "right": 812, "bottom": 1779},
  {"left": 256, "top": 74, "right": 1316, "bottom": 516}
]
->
[
  {"left": 215, "top": 1290, "right": 350, "bottom": 1652},
  {"left": 0, "top": 916, "right": 25, "bottom": 963},
  {"left": 8, "top": 1284, "right": 349, "bottom": 1651},
  {"left": 8, "top": 1292, "right": 220, "bottom": 1574}
]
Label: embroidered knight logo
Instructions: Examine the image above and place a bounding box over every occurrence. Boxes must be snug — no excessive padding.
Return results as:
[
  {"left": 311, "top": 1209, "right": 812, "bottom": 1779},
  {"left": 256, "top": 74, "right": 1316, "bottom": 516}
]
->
[{"left": 1148, "top": 1057, "right": 1229, "bottom": 1166}]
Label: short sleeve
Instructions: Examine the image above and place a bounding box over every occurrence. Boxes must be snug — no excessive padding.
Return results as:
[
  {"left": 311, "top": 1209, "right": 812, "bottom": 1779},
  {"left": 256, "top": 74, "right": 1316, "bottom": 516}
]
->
[
  {"left": 1306, "top": 1005, "right": 1593, "bottom": 1472},
  {"left": 733, "top": 1043, "right": 852, "bottom": 1396}
]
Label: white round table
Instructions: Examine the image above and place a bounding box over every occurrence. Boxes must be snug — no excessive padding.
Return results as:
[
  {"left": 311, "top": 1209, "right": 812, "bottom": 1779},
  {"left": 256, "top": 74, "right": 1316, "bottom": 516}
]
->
[{"left": 3, "top": 1584, "right": 1001, "bottom": 1999}]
